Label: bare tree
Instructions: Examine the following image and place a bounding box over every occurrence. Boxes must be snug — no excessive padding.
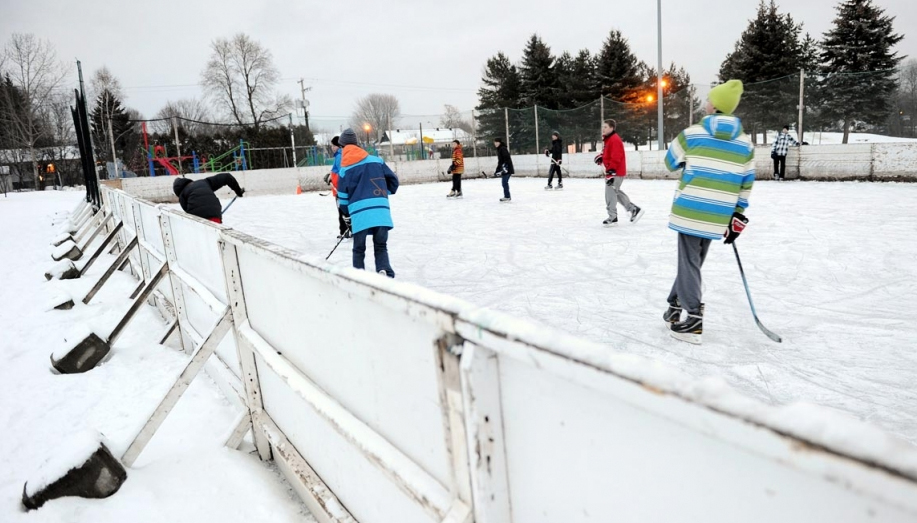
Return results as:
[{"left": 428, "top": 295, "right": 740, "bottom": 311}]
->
[
  {"left": 439, "top": 104, "right": 473, "bottom": 134},
  {"left": 350, "top": 93, "right": 401, "bottom": 141},
  {"left": 45, "top": 91, "right": 76, "bottom": 186},
  {"left": 0, "top": 34, "right": 68, "bottom": 189},
  {"left": 153, "top": 98, "right": 213, "bottom": 135},
  {"left": 201, "top": 33, "right": 291, "bottom": 132}
]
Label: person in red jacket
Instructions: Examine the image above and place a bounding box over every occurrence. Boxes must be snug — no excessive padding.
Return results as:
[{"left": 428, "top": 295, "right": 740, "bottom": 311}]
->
[{"left": 595, "top": 119, "right": 644, "bottom": 226}]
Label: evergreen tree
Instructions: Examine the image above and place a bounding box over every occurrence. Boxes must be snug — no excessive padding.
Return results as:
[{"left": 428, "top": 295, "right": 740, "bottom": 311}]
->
[
  {"left": 476, "top": 52, "right": 522, "bottom": 150},
  {"left": 719, "top": 0, "right": 805, "bottom": 143},
  {"left": 519, "top": 34, "right": 558, "bottom": 109},
  {"left": 90, "top": 89, "right": 132, "bottom": 162},
  {"left": 818, "top": 0, "right": 903, "bottom": 143},
  {"left": 553, "top": 49, "right": 600, "bottom": 150},
  {"left": 595, "top": 30, "right": 643, "bottom": 102}
]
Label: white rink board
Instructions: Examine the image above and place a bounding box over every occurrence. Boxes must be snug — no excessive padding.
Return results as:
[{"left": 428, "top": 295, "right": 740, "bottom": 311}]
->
[
  {"left": 491, "top": 348, "right": 914, "bottom": 522},
  {"left": 234, "top": 244, "right": 453, "bottom": 487},
  {"left": 96, "top": 186, "right": 917, "bottom": 523},
  {"left": 257, "top": 356, "right": 439, "bottom": 523}
]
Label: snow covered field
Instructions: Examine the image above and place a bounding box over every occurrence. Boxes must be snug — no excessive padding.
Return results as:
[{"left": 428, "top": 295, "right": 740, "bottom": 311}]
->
[
  {"left": 0, "top": 192, "right": 314, "bottom": 522},
  {"left": 224, "top": 177, "right": 917, "bottom": 447}
]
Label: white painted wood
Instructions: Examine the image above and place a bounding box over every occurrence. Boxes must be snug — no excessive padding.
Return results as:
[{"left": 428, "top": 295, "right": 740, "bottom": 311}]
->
[
  {"left": 434, "top": 334, "right": 472, "bottom": 505},
  {"left": 76, "top": 212, "right": 112, "bottom": 253},
  {"left": 459, "top": 343, "right": 513, "bottom": 523},
  {"left": 109, "top": 261, "right": 168, "bottom": 343},
  {"left": 82, "top": 236, "right": 138, "bottom": 304},
  {"left": 233, "top": 243, "right": 454, "bottom": 487},
  {"left": 440, "top": 501, "right": 472, "bottom": 523},
  {"left": 256, "top": 413, "right": 357, "bottom": 523},
  {"left": 122, "top": 308, "right": 232, "bottom": 467},
  {"left": 158, "top": 213, "right": 191, "bottom": 355},
  {"left": 219, "top": 238, "right": 271, "bottom": 461},
  {"left": 129, "top": 202, "right": 152, "bottom": 283},
  {"left": 78, "top": 220, "right": 123, "bottom": 275},
  {"left": 224, "top": 411, "right": 251, "bottom": 450},
  {"left": 240, "top": 321, "right": 453, "bottom": 520}
]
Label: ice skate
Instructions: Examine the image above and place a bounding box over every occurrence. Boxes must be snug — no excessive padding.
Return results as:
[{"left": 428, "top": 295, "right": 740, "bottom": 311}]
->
[
  {"left": 545, "top": 184, "right": 553, "bottom": 190},
  {"left": 670, "top": 307, "right": 704, "bottom": 344},
  {"left": 630, "top": 205, "right": 645, "bottom": 223},
  {"left": 663, "top": 302, "right": 682, "bottom": 325},
  {"left": 603, "top": 218, "right": 618, "bottom": 227},
  {"left": 500, "top": 197, "right": 512, "bottom": 203}
]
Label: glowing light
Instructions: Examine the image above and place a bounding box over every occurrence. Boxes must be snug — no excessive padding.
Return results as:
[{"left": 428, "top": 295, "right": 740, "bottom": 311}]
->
[
  {"left": 363, "top": 124, "right": 371, "bottom": 132},
  {"left": 647, "top": 95, "right": 654, "bottom": 102},
  {"left": 661, "top": 79, "right": 668, "bottom": 88}
]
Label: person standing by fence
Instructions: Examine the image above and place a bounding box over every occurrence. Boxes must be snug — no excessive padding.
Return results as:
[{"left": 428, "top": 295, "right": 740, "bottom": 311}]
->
[
  {"left": 494, "top": 138, "right": 514, "bottom": 202},
  {"left": 173, "top": 172, "right": 245, "bottom": 224},
  {"left": 771, "top": 125, "right": 801, "bottom": 181},
  {"left": 324, "top": 136, "right": 351, "bottom": 239},
  {"left": 337, "top": 128, "right": 400, "bottom": 278},
  {"left": 447, "top": 140, "right": 465, "bottom": 199},
  {"left": 545, "top": 131, "right": 564, "bottom": 190},
  {"left": 596, "top": 119, "right": 643, "bottom": 226},
  {"left": 662, "top": 79, "right": 755, "bottom": 344}
]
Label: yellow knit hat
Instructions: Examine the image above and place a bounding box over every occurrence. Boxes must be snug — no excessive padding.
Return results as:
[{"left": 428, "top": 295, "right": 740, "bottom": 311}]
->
[{"left": 708, "top": 79, "right": 744, "bottom": 115}]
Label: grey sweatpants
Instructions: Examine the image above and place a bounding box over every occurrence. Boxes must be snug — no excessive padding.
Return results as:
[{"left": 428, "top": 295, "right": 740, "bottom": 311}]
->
[
  {"left": 605, "top": 177, "right": 634, "bottom": 220},
  {"left": 667, "top": 233, "right": 712, "bottom": 316}
]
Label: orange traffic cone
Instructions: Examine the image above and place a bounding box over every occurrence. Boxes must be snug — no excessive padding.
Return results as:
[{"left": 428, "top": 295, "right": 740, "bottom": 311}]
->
[{"left": 296, "top": 184, "right": 303, "bottom": 195}]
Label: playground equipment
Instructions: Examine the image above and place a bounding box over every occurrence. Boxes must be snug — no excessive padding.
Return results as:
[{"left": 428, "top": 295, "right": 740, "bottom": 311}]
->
[
  {"left": 194, "top": 140, "right": 251, "bottom": 174},
  {"left": 141, "top": 122, "right": 251, "bottom": 176}
]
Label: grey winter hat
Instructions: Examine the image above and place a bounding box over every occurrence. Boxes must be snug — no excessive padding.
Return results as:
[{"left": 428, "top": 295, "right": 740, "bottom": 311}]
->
[{"left": 339, "top": 128, "right": 359, "bottom": 147}]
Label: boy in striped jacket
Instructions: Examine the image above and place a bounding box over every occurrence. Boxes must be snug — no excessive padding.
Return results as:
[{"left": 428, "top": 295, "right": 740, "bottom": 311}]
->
[
  {"left": 447, "top": 140, "right": 464, "bottom": 198},
  {"left": 662, "top": 79, "right": 755, "bottom": 344}
]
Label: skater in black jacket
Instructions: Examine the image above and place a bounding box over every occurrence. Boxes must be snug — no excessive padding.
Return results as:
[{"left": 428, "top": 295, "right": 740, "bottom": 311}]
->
[
  {"left": 494, "top": 138, "right": 514, "bottom": 202},
  {"left": 173, "top": 173, "right": 244, "bottom": 224},
  {"left": 544, "top": 131, "right": 563, "bottom": 190}
]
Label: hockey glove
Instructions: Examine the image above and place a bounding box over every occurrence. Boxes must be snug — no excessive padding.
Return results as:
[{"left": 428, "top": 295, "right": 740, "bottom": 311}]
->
[
  {"left": 447, "top": 165, "right": 454, "bottom": 175},
  {"left": 235, "top": 188, "right": 245, "bottom": 198},
  {"left": 605, "top": 170, "right": 616, "bottom": 186},
  {"left": 323, "top": 172, "right": 331, "bottom": 185},
  {"left": 594, "top": 154, "right": 603, "bottom": 166},
  {"left": 343, "top": 215, "right": 352, "bottom": 231},
  {"left": 724, "top": 212, "right": 748, "bottom": 244},
  {"left": 544, "top": 149, "right": 550, "bottom": 157}
]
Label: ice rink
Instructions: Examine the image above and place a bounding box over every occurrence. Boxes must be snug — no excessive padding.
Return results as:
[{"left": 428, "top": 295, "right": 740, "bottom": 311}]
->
[{"left": 224, "top": 177, "right": 917, "bottom": 446}]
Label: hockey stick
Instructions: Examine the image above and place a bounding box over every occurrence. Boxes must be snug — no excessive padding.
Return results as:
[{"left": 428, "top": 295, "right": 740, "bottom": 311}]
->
[
  {"left": 221, "top": 197, "right": 238, "bottom": 214},
  {"left": 733, "top": 243, "right": 782, "bottom": 343},
  {"left": 549, "top": 157, "right": 571, "bottom": 176},
  {"left": 325, "top": 233, "right": 347, "bottom": 261}
]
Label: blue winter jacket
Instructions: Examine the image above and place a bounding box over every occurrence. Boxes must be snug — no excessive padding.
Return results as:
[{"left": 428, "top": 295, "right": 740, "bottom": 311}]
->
[{"left": 337, "top": 145, "right": 399, "bottom": 234}]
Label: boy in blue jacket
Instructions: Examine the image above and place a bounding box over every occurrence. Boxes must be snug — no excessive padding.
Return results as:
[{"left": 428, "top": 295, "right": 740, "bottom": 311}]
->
[{"left": 337, "top": 128, "right": 400, "bottom": 277}]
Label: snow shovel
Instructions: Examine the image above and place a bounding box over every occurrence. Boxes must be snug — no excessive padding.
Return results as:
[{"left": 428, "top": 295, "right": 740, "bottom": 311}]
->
[
  {"left": 22, "top": 430, "right": 127, "bottom": 511},
  {"left": 50, "top": 262, "right": 169, "bottom": 374}
]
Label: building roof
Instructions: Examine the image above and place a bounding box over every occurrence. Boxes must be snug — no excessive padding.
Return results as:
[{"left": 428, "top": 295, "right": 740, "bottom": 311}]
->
[{"left": 380, "top": 129, "right": 471, "bottom": 146}]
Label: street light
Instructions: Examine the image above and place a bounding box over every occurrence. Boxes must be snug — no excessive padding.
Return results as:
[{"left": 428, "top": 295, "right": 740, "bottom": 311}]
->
[
  {"left": 656, "top": 0, "right": 664, "bottom": 150},
  {"left": 363, "top": 123, "right": 371, "bottom": 147},
  {"left": 646, "top": 95, "right": 656, "bottom": 150}
]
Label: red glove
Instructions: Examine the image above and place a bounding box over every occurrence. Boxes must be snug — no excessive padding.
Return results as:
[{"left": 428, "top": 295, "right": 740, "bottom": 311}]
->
[
  {"left": 724, "top": 212, "right": 748, "bottom": 244},
  {"left": 594, "top": 154, "right": 603, "bottom": 166}
]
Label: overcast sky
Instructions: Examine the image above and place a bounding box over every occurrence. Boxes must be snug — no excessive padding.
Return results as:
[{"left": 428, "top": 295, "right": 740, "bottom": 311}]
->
[{"left": 2, "top": 0, "right": 915, "bottom": 132}]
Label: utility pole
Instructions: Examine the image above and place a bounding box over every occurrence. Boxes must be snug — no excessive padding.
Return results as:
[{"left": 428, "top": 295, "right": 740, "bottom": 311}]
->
[
  {"left": 656, "top": 0, "right": 665, "bottom": 151},
  {"left": 534, "top": 105, "right": 540, "bottom": 175},
  {"left": 289, "top": 113, "right": 297, "bottom": 167},
  {"left": 298, "top": 79, "right": 312, "bottom": 131},
  {"left": 172, "top": 116, "right": 183, "bottom": 175}
]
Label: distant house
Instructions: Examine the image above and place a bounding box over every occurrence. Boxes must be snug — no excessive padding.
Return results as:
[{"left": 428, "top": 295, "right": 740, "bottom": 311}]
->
[
  {"left": 0, "top": 146, "right": 82, "bottom": 189},
  {"left": 379, "top": 128, "right": 471, "bottom": 147}
]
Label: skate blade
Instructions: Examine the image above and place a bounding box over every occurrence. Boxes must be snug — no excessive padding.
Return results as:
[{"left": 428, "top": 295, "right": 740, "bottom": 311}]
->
[
  {"left": 631, "top": 208, "right": 645, "bottom": 224},
  {"left": 670, "top": 330, "right": 702, "bottom": 345},
  {"left": 604, "top": 223, "right": 618, "bottom": 228}
]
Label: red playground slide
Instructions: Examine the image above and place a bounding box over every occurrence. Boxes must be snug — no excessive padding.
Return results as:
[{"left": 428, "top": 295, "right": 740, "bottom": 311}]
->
[{"left": 155, "top": 157, "right": 180, "bottom": 175}]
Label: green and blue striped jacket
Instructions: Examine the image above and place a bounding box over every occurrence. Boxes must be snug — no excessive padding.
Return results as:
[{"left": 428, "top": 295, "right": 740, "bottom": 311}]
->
[{"left": 664, "top": 115, "right": 755, "bottom": 240}]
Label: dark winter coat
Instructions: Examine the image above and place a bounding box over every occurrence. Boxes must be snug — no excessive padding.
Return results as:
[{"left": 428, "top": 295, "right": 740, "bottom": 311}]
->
[
  {"left": 548, "top": 138, "right": 563, "bottom": 161},
  {"left": 495, "top": 144, "right": 514, "bottom": 175},
  {"left": 173, "top": 173, "right": 243, "bottom": 220}
]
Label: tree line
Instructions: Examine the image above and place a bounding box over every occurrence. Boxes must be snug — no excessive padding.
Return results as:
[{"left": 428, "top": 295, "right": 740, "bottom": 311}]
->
[
  {"left": 476, "top": 0, "right": 906, "bottom": 147},
  {"left": 0, "top": 32, "right": 315, "bottom": 189}
]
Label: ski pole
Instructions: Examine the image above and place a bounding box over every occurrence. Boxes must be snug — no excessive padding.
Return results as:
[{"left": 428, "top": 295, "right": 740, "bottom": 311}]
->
[
  {"left": 733, "top": 243, "right": 782, "bottom": 343},
  {"left": 221, "top": 196, "right": 238, "bottom": 214}
]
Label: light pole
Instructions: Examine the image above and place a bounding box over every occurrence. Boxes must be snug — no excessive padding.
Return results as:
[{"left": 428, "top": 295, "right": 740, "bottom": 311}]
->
[
  {"left": 656, "top": 0, "right": 664, "bottom": 150},
  {"left": 646, "top": 94, "right": 655, "bottom": 150},
  {"left": 363, "top": 123, "right": 372, "bottom": 148}
]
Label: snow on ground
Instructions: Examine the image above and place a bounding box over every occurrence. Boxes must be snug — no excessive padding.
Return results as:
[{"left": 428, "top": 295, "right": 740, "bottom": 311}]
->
[
  {"left": 224, "top": 177, "right": 917, "bottom": 448},
  {"left": 0, "top": 192, "right": 314, "bottom": 522}
]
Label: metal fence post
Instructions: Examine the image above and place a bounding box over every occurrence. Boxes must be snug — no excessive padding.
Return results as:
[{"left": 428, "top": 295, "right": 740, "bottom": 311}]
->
[
  {"left": 534, "top": 105, "right": 540, "bottom": 176},
  {"left": 504, "top": 107, "right": 510, "bottom": 153}
]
